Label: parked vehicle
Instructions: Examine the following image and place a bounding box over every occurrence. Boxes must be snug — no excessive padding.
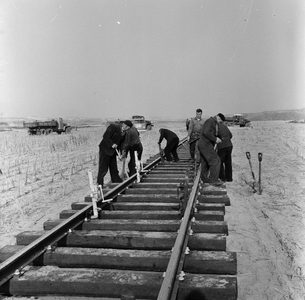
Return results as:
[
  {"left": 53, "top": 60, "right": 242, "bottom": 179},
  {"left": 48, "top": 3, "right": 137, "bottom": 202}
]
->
[
  {"left": 131, "top": 115, "right": 153, "bottom": 130},
  {"left": 224, "top": 114, "right": 251, "bottom": 127},
  {"left": 23, "top": 118, "right": 72, "bottom": 135},
  {"left": 106, "top": 116, "right": 154, "bottom": 131}
]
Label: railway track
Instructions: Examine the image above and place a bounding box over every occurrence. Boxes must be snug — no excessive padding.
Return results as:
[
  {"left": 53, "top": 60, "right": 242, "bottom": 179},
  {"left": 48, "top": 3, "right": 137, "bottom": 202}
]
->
[{"left": 0, "top": 139, "right": 237, "bottom": 299}]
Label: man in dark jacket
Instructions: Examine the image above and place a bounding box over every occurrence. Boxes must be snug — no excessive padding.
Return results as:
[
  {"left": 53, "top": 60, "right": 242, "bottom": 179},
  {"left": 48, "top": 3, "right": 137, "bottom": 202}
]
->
[
  {"left": 158, "top": 128, "right": 179, "bottom": 162},
  {"left": 121, "top": 120, "right": 143, "bottom": 176},
  {"left": 198, "top": 113, "right": 225, "bottom": 186},
  {"left": 217, "top": 122, "right": 233, "bottom": 182},
  {"left": 97, "top": 122, "right": 124, "bottom": 187}
]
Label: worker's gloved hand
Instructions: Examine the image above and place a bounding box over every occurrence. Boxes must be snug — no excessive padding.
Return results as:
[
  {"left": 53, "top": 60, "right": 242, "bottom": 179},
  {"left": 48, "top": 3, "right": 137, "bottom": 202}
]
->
[
  {"left": 112, "top": 143, "right": 118, "bottom": 149},
  {"left": 216, "top": 137, "right": 222, "bottom": 144}
]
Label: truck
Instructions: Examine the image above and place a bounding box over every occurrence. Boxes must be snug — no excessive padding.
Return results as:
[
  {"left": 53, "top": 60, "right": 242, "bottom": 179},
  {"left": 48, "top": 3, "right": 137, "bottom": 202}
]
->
[
  {"left": 224, "top": 114, "right": 251, "bottom": 127},
  {"left": 106, "top": 115, "right": 154, "bottom": 131},
  {"left": 131, "top": 115, "right": 153, "bottom": 130},
  {"left": 23, "top": 118, "right": 72, "bottom": 135}
]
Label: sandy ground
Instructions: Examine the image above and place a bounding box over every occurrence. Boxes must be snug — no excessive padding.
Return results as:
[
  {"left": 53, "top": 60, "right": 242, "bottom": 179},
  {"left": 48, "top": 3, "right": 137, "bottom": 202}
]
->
[
  {"left": 226, "top": 121, "right": 305, "bottom": 300},
  {"left": 0, "top": 120, "right": 305, "bottom": 299}
]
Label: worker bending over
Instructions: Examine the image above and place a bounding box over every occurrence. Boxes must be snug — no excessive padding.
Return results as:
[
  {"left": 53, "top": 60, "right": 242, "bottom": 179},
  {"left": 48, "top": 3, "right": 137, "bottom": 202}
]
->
[
  {"left": 121, "top": 120, "right": 143, "bottom": 176},
  {"left": 158, "top": 128, "right": 179, "bottom": 162}
]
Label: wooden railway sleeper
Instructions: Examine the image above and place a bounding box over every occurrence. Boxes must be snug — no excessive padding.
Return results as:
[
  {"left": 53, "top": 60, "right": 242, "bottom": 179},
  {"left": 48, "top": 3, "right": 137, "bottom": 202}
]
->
[{"left": 0, "top": 140, "right": 237, "bottom": 299}]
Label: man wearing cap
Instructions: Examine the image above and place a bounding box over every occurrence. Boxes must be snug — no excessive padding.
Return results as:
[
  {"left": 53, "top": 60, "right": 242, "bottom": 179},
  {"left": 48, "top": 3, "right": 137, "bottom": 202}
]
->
[
  {"left": 188, "top": 108, "right": 205, "bottom": 161},
  {"left": 97, "top": 122, "right": 125, "bottom": 187},
  {"left": 197, "top": 113, "right": 226, "bottom": 186},
  {"left": 121, "top": 120, "right": 143, "bottom": 176}
]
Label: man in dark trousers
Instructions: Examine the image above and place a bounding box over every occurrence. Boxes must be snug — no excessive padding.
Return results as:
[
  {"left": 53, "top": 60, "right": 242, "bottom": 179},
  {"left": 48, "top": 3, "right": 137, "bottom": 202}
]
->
[
  {"left": 121, "top": 120, "right": 143, "bottom": 176},
  {"left": 158, "top": 128, "right": 179, "bottom": 162},
  {"left": 217, "top": 121, "right": 233, "bottom": 182},
  {"left": 198, "top": 113, "right": 225, "bottom": 186},
  {"left": 97, "top": 122, "right": 125, "bottom": 187}
]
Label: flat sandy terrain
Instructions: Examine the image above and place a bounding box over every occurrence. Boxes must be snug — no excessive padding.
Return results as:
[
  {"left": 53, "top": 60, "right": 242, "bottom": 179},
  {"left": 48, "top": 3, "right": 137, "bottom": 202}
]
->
[{"left": 0, "top": 120, "right": 304, "bottom": 299}]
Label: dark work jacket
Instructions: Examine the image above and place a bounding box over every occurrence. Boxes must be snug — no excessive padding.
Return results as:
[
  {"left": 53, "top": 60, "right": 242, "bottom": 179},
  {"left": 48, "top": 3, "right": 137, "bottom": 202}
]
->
[
  {"left": 200, "top": 117, "right": 218, "bottom": 146},
  {"left": 158, "top": 129, "right": 178, "bottom": 144},
  {"left": 99, "top": 124, "right": 123, "bottom": 156},
  {"left": 123, "top": 126, "right": 141, "bottom": 152},
  {"left": 217, "top": 123, "right": 233, "bottom": 150}
]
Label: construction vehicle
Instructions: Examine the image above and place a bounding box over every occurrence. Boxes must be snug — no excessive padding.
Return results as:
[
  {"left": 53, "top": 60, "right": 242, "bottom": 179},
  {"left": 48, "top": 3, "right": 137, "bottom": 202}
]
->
[
  {"left": 23, "top": 118, "right": 72, "bottom": 135},
  {"left": 131, "top": 115, "right": 153, "bottom": 130},
  {"left": 224, "top": 114, "right": 251, "bottom": 127}
]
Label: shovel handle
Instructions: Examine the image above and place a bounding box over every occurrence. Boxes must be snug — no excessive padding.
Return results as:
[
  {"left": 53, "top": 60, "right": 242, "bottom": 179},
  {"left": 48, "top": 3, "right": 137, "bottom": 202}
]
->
[
  {"left": 258, "top": 152, "right": 263, "bottom": 162},
  {"left": 115, "top": 149, "right": 122, "bottom": 161},
  {"left": 246, "top": 152, "right": 251, "bottom": 159}
]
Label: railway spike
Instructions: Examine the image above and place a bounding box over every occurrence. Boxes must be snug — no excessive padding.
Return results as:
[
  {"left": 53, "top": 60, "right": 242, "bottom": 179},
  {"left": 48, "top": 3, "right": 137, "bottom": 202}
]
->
[
  {"left": 14, "top": 266, "right": 29, "bottom": 277},
  {"left": 46, "top": 245, "right": 56, "bottom": 252},
  {"left": 178, "top": 271, "right": 186, "bottom": 281},
  {"left": 14, "top": 269, "right": 21, "bottom": 276}
]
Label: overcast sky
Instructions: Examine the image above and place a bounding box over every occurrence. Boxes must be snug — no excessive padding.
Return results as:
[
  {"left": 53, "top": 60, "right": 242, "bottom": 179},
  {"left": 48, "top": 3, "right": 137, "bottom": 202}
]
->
[{"left": 0, "top": 0, "right": 304, "bottom": 120}]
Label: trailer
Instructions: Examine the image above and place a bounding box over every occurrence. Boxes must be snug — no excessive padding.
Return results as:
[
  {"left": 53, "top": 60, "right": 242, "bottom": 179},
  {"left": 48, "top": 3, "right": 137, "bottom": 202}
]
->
[{"left": 23, "top": 118, "right": 72, "bottom": 135}]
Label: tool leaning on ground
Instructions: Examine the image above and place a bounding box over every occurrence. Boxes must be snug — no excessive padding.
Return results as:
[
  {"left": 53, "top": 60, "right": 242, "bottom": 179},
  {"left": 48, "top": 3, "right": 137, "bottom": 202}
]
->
[
  {"left": 246, "top": 151, "right": 257, "bottom": 193},
  {"left": 258, "top": 152, "right": 263, "bottom": 195}
]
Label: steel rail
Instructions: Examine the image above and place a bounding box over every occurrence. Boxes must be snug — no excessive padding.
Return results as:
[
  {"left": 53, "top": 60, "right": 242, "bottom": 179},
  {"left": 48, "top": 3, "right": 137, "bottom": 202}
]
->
[
  {"left": 0, "top": 137, "right": 189, "bottom": 288},
  {"left": 157, "top": 164, "right": 201, "bottom": 300}
]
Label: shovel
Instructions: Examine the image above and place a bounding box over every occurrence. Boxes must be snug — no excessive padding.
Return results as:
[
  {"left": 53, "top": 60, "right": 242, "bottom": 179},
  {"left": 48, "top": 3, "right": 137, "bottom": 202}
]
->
[
  {"left": 258, "top": 153, "right": 263, "bottom": 195},
  {"left": 246, "top": 152, "right": 257, "bottom": 192},
  {"left": 115, "top": 149, "right": 122, "bottom": 161}
]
